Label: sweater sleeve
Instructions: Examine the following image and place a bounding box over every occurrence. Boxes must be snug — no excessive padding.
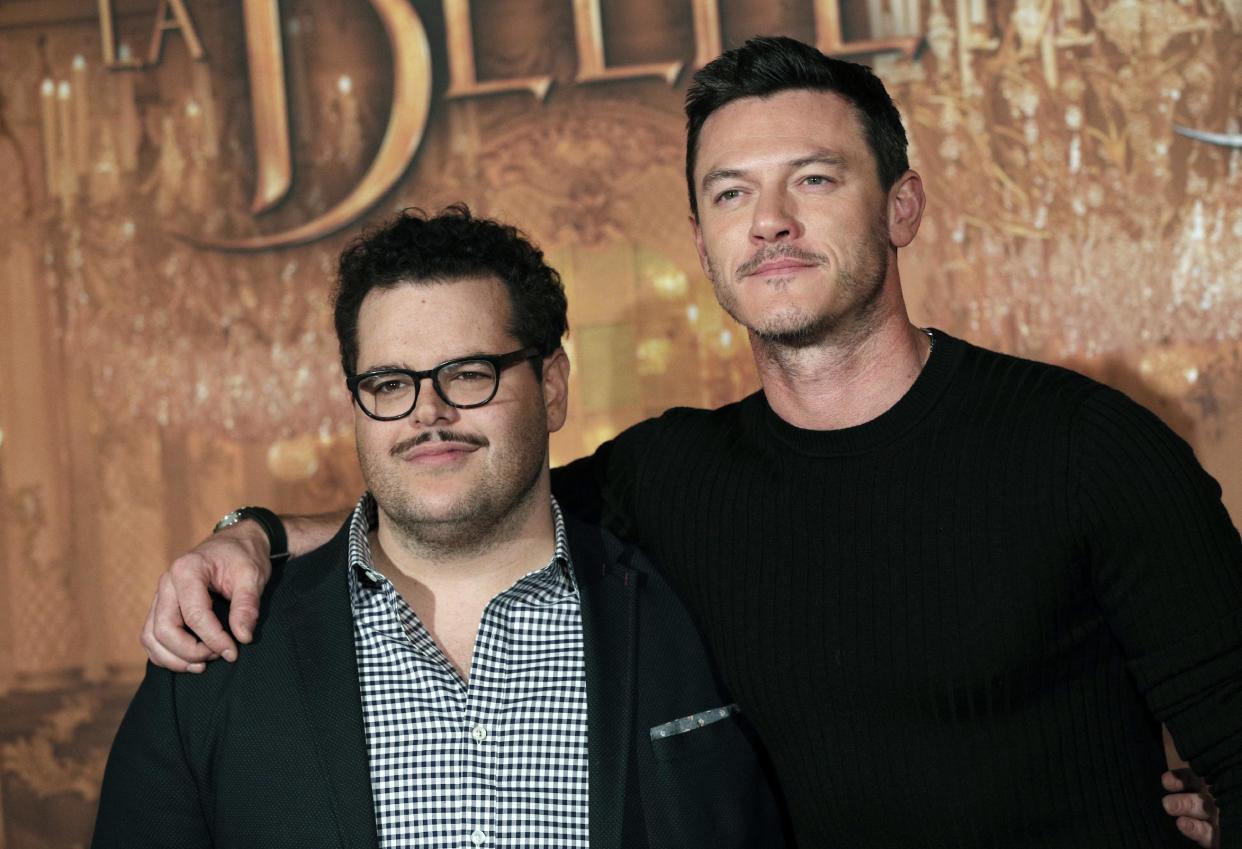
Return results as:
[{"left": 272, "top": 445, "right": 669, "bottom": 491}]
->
[
  {"left": 552, "top": 414, "right": 667, "bottom": 543},
  {"left": 91, "top": 665, "right": 213, "bottom": 849},
  {"left": 1074, "top": 385, "right": 1242, "bottom": 846}
]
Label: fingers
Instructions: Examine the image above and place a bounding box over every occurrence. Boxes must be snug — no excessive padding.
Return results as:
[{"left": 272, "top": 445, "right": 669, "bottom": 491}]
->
[
  {"left": 168, "top": 554, "right": 238, "bottom": 661},
  {"left": 227, "top": 571, "right": 263, "bottom": 645},
  {"left": 1163, "top": 770, "right": 1187, "bottom": 792},
  {"left": 141, "top": 578, "right": 208, "bottom": 673},
  {"left": 209, "top": 518, "right": 274, "bottom": 645},
  {"left": 220, "top": 537, "right": 272, "bottom": 644},
  {"left": 1168, "top": 767, "right": 1208, "bottom": 793},
  {"left": 1164, "top": 792, "right": 1213, "bottom": 820},
  {"left": 1162, "top": 770, "right": 1218, "bottom": 848},
  {"left": 1175, "top": 815, "right": 1215, "bottom": 848},
  {"left": 140, "top": 521, "right": 276, "bottom": 670}
]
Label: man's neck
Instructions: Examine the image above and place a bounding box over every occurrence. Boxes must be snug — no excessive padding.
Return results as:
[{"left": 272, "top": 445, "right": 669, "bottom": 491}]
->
[
  {"left": 368, "top": 485, "right": 558, "bottom": 677},
  {"left": 752, "top": 309, "right": 932, "bottom": 432},
  {"left": 374, "top": 488, "right": 556, "bottom": 587}
]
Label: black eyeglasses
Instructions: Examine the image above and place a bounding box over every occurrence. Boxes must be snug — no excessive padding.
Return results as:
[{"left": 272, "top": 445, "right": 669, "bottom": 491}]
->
[{"left": 346, "top": 347, "right": 541, "bottom": 421}]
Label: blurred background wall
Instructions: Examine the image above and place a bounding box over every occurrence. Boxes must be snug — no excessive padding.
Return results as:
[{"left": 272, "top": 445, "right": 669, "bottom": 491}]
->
[{"left": 0, "top": 0, "right": 1237, "bottom": 845}]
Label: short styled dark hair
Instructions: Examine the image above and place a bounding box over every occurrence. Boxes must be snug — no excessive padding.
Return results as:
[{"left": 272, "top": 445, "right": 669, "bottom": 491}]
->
[
  {"left": 684, "top": 35, "right": 909, "bottom": 215},
  {"left": 333, "top": 204, "right": 568, "bottom": 376}
]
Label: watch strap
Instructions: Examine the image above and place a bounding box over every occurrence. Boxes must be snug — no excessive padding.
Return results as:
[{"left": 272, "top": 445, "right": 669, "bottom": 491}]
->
[{"left": 219, "top": 506, "right": 290, "bottom": 564}]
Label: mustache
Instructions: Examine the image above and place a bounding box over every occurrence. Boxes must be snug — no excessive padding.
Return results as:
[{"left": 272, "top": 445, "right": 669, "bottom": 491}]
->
[
  {"left": 390, "top": 429, "right": 488, "bottom": 457},
  {"left": 736, "top": 246, "right": 828, "bottom": 277}
]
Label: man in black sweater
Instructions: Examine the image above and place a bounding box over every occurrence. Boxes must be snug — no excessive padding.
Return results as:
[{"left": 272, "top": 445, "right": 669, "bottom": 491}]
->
[{"left": 140, "top": 37, "right": 1238, "bottom": 848}]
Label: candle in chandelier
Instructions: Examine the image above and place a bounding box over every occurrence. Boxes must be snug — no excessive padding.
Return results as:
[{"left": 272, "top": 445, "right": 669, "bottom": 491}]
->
[
  {"left": 1059, "top": 0, "right": 1083, "bottom": 30},
  {"left": 56, "top": 81, "right": 78, "bottom": 203},
  {"left": 1041, "top": 29, "right": 1058, "bottom": 88},
  {"left": 71, "top": 55, "right": 90, "bottom": 175},
  {"left": 891, "top": 0, "right": 913, "bottom": 36},
  {"left": 900, "top": 0, "right": 921, "bottom": 35},
  {"left": 114, "top": 43, "right": 140, "bottom": 171},
  {"left": 970, "top": 0, "right": 987, "bottom": 27},
  {"left": 40, "top": 79, "right": 59, "bottom": 197},
  {"left": 866, "top": 0, "right": 886, "bottom": 38},
  {"left": 190, "top": 61, "right": 218, "bottom": 158}
]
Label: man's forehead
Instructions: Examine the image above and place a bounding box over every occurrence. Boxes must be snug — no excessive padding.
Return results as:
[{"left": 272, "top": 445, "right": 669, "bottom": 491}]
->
[
  {"left": 358, "top": 275, "right": 509, "bottom": 318},
  {"left": 355, "top": 277, "right": 516, "bottom": 365},
  {"left": 693, "top": 89, "right": 868, "bottom": 172}
]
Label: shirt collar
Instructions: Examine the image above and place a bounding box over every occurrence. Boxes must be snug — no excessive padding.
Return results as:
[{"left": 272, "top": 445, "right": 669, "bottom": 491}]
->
[{"left": 346, "top": 492, "right": 576, "bottom": 599}]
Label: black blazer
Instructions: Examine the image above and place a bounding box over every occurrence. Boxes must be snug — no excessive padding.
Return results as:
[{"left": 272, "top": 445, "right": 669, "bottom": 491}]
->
[{"left": 93, "top": 514, "right": 788, "bottom": 849}]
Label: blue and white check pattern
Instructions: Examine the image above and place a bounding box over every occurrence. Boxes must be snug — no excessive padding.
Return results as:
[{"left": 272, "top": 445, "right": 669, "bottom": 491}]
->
[{"left": 347, "top": 493, "right": 589, "bottom": 849}]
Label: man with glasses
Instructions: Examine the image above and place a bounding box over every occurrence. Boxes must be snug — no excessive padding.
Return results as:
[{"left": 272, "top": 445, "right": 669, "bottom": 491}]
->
[
  {"left": 92, "top": 206, "right": 787, "bottom": 849},
  {"left": 139, "top": 37, "right": 1237, "bottom": 848}
]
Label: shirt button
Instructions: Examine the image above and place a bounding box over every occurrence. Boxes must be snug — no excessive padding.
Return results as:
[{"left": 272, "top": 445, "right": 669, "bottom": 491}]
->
[
  {"left": 471, "top": 828, "right": 487, "bottom": 845},
  {"left": 471, "top": 724, "right": 488, "bottom": 742}
]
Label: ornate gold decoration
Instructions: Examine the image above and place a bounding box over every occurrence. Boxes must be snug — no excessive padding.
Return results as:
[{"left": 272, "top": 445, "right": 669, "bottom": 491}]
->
[
  {"left": 181, "top": 0, "right": 433, "bottom": 250},
  {"left": 0, "top": 694, "right": 108, "bottom": 801},
  {"left": 242, "top": 0, "right": 293, "bottom": 214}
]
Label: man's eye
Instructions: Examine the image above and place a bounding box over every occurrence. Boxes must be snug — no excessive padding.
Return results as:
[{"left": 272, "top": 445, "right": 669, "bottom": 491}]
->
[
  {"left": 360, "top": 375, "right": 411, "bottom": 395},
  {"left": 714, "top": 188, "right": 742, "bottom": 203},
  {"left": 803, "top": 175, "right": 833, "bottom": 186},
  {"left": 449, "top": 369, "right": 489, "bottom": 382},
  {"left": 373, "top": 379, "right": 409, "bottom": 395}
]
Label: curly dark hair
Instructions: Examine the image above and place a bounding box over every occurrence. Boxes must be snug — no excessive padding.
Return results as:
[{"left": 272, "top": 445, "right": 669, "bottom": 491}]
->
[
  {"left": 333, "top": 204, "right": 568, "bottom": 377},
  {"left": 684, "top": 36, "right": 909, "bottom": 216}
]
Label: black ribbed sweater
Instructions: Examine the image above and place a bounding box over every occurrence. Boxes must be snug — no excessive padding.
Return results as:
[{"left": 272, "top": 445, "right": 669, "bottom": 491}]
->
[{"left": 553, "top": 330, "right": 1242, "bottom": 849}]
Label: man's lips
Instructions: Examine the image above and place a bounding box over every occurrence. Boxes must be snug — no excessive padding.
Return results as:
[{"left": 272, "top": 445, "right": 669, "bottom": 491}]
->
[
  {"left": 391, "top": 430, "right": 487, "bottom": 462},
  {"left": 746, "top": 258, "right": 816, "bottom": 277},
  {"left": 401, "top": 442, "right": 479, "bottom": 463}
]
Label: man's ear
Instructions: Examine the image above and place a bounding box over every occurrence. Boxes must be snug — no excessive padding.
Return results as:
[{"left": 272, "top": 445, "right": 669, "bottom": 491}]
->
[
  {"left": 541, "top": 347, "right": 571, "bottom": 433},
  {"left": 888, "top": 169, "right": 926, "bottom": 249}
]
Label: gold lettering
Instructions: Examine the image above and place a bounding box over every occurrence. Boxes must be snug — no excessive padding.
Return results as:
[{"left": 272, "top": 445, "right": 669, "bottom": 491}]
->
[
  {"left": 185, "top": 0, "right": 433, "bottom": 251},
  {"left": 442, "top": 0, "right": 552, "bottom": 100},
  {"left": 812, "top": 0, "right": 920, "bottom": 59},
  {"left": 689, "top": 0, "right": 722, "bottom": 71},
  {"left": 97, "top": 0, "right": 143, "bottom": 68},
  {"left": 242, "top": 0, "right": 291, "bottom": 213},
  {"left": 571, "top": 0, "right": 681, "bottom": 85},
  {"left": 147, "top": 0, "right": 206, "bottom": 64}
]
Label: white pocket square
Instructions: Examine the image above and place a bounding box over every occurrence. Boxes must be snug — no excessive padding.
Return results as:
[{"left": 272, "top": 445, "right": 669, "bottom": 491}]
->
[{"left": 649, "top": 704, "right": 738, "bottom": 740}]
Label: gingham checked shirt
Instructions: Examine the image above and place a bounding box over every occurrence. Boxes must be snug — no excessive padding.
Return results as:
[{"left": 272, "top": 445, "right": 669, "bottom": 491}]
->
[{"left": 347, "top": 494, "right": 589, "bottom": 848}]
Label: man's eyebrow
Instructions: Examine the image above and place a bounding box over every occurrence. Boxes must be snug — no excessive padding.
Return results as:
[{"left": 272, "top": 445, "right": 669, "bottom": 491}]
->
[
  {"left": 700, "top": 168, "right": 745, "bottom": 192},
  {"left": 790, "top": 151, "right": 849, "bottom": 170},
  {"left": 359, "top": 351, "right": 495, "bottom": 373},
  {"left": 358, "top": 362, "right": 409, "bottom": 374},
  {"left": 700, "top": 152, "right": 850, "bottom": 193}
]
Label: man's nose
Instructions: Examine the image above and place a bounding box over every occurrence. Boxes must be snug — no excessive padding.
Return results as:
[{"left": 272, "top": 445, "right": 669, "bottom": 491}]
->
[
  {"left": 408, "top": 377, "right": 457, "bottom": 427},
  {"left": 749, "top": 188, "right": 802, "bottom": 243}
]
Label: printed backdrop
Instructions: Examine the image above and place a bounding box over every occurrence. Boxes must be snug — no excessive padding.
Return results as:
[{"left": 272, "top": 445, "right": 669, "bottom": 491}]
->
[{"left": 0, "top": 0, "right": 1238, "bottom": 845}]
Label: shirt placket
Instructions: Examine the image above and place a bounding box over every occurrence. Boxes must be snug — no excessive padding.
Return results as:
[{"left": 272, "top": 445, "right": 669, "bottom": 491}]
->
[{"left": 460, "top": 593, "right": 507, "bottom": 848}]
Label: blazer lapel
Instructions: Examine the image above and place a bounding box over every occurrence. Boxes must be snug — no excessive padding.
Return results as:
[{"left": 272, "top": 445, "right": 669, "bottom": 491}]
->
[
  {"left": 569, "top": 518, "right": 639, "bottom": 849},
  {"left": 283, "top": 535, "right": 380, "bottom": 849}
]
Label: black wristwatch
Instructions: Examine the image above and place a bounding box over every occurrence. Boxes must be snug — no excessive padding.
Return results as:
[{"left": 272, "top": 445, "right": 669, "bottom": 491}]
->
[{"left": 213, "top": 506, "right": 291, "bottom": 564}]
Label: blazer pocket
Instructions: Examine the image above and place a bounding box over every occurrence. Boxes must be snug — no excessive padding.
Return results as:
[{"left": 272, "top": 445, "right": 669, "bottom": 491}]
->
[{"left": 648, "top": 704, "right": 738, "bottom": 763}]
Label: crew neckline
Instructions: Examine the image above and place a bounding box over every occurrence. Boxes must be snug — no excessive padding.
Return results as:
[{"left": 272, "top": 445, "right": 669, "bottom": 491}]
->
[{"left": 747, "top": 328, "right": 964, "bottom": 457}]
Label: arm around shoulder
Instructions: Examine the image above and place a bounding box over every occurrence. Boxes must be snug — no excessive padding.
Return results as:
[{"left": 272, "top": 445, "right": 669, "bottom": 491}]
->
[
  {"left": 141, "top": 507, "right": 348, "bottom": 670},
  {"left": 552, "top": 415, "right": 667, "bottom": 538},
  {"left": 1074, "top": 386, "right": 1242, "bottom": 844}
]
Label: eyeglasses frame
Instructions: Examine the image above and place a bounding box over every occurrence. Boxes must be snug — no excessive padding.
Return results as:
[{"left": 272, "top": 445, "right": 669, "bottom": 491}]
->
[{"left": 346, "top": 346, "right": 543, "bottom": 421}]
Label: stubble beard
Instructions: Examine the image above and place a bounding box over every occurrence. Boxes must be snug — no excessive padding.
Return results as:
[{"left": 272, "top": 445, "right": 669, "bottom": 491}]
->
[
  {"left": 359, "top": 409, "right": 549, "bottom": 559},
  {"left": 710, "top": 213, "right": 891, "bottom": 350}
]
